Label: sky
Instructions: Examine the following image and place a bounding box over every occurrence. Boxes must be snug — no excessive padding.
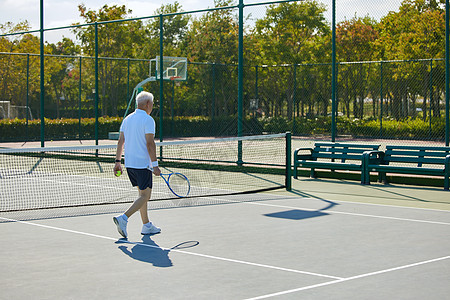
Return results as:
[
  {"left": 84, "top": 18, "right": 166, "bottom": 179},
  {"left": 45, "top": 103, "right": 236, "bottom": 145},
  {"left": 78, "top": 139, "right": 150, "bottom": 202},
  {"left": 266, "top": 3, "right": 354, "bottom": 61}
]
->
[{"left": 0, "top": 0, "right": 404, "bottom": 44}]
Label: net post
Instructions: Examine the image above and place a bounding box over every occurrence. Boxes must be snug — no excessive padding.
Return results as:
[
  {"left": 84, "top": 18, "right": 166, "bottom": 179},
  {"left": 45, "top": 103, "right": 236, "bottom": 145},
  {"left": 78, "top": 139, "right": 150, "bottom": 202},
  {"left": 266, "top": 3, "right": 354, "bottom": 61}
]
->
[{"left": 285, "top": 132, "right": 292, "bottom": 191}]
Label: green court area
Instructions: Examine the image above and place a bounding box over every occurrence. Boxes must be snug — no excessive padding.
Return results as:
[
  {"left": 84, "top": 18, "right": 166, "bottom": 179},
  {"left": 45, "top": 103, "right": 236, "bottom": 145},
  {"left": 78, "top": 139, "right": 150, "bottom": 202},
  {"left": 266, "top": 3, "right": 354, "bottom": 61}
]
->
[{"left": 1, "top": 177, "right": 449, "bottom": 299}]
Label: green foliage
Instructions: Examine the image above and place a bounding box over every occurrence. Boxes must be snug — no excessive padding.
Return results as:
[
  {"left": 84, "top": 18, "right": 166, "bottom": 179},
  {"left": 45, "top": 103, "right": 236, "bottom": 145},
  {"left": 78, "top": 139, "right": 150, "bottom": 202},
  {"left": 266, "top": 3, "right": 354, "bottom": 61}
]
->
[
  {"left": 1, "top": 116, "right": 445, "bottom": 142},
  {"left": 0, "top": 0, "right": 447, "bottom": 142},
  {"left": 0, "top": 117, "right": 122, "bottom": 141},
  {"left": 254, "top": 0, "right": 329, "bottom": 64}
]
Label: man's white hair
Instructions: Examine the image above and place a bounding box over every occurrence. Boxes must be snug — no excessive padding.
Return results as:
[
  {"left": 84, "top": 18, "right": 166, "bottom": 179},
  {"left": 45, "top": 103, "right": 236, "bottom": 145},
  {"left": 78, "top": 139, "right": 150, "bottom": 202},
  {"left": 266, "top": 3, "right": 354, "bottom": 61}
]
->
[{"left": 136, "top": 91, "right": 154, "bottom": 106}]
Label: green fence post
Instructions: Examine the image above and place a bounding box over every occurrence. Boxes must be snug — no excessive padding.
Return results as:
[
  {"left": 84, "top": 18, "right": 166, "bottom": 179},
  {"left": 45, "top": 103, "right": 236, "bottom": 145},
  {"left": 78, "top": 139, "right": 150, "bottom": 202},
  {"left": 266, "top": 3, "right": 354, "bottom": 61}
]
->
[
  {"left": 237, "top": 0, "right": 244, "bottom": 165},
  {"left": 159, "top": 14, "right": 164, "bottom": 158},
  {"left": 26, "top": 54, "right": 30, "bottom": 143},
  {"left": 293, "top": 64, "right": 297, "bottom": 136},
  {"left": 446, "top": 0, "right": 449, "bottom": 146},
  {"left": 380, "top": 60, "right": 383, "bottom": 137},
  {"left": 79, "top": 56, "right": 82, "bottom": 142},
  {"left": 331, "top": 0, "right": 336, "bottom": 142},
  {"left": 40, "top": 0, "right": 45, "bottom": 147},
  {"left": 429, "top": 59, "right": 433, "bottom": 138},
  {"left": 127, "top": 58, "right": 130, "bottom": 108},
  {"left": 171, "top": 80, "right": 175, "bottom": 137},
  {"left": 94, "top": 22, "right": 99, "bottom": 145},
  {"left": 255, "top": 65, "right": 259, "bottom": 112},
  {"left": 212, "top": 63, "right": 216, "bottom": 135}
]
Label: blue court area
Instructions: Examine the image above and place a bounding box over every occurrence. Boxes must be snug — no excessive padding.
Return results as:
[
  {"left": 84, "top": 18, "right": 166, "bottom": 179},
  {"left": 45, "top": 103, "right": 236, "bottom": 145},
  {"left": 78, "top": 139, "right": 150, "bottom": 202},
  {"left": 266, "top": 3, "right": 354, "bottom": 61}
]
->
[{"left": 1, "top": 178, "right": 449, "bottom": 299}]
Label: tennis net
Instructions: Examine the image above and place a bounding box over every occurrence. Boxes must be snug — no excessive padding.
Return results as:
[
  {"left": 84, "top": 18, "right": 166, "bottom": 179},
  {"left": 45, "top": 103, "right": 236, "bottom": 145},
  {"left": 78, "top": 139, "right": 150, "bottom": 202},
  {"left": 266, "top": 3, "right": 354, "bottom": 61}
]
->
[{"left": 0, "top": 133, "right": 290, "bottom": 220}]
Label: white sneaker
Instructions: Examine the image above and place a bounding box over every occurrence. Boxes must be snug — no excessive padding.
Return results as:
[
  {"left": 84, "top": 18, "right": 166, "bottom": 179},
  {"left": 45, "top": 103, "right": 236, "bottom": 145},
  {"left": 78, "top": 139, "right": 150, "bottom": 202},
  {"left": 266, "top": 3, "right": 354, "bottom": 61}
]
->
[
  {"left": 141, "top": 222, "right": 161, "bottom": 235},
  {"left": 113, "top": 215, "right": 128, "bottom": 238}
]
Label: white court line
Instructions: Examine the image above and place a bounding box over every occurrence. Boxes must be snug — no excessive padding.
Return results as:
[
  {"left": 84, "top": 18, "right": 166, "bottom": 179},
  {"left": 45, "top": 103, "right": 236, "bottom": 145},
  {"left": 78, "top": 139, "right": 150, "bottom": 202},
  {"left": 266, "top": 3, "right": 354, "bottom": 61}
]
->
[
  {"left": 330, "top": 198, "right": 450, "bottom": 213},
  {"left": 208, "top": 196, "right": 450, "bottom": 226},
  {"left": 245, "top": 255, "right": 450, "bottom": 300},
  {"left": 0, "top": 216, "right": 342, "bottom": 280}
]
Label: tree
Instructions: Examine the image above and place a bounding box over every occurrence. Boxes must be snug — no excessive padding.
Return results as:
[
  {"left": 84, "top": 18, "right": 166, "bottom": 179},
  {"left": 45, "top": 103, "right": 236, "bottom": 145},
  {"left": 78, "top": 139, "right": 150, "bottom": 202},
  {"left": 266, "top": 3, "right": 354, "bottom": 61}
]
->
[
  {"left": 378, "top": 0, "right": 445, "bottom": 119},
  {"left": 73, "top": 4, "right": 147, "bottom": 116},
  {"left": 184, "top": 0, "right": 240, "bottom": 118},
  {"left": 252, "top": 0, "right": 330, "bottom": 118},
  {"left": 0, "top": 22, "right": 44, "bottom": 119},
  {"left": 147, "top": 1, "right": 190, "bottom": 56},
  {"left": 336, "top": 16, "right": 379, "bottom": 118},
  {"left": 46, "top": 38, "right": 81, "bottom": 118}
]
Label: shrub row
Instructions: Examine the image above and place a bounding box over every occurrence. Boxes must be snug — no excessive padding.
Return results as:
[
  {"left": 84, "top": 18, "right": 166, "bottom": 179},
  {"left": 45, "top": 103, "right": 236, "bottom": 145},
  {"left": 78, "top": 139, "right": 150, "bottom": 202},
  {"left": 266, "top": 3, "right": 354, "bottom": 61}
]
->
[{"left": 0, "top": 116, "right": 446, "bottom": 142}]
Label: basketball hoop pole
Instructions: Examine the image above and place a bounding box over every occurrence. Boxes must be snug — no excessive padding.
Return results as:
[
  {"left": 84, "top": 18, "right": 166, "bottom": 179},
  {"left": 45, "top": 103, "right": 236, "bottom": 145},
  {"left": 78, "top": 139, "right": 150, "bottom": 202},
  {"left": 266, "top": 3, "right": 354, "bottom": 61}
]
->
[{"left": 123, "top": 77, "right": 154, "bottom": 118}]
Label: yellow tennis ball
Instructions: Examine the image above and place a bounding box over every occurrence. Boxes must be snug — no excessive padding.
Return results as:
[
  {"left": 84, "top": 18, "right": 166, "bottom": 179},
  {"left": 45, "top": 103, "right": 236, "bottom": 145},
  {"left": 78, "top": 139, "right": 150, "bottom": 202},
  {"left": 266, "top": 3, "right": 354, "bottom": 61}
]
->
[{"left": 115, "top": 170, "right": 122, "bottom": 177}]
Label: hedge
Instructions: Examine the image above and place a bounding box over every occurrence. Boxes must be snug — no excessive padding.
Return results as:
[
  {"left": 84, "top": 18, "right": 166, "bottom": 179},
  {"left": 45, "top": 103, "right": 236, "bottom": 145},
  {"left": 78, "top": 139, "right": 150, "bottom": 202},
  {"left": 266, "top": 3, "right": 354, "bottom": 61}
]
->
[{"left": 0, "top": 116, "right": 446, "bottom": 142}]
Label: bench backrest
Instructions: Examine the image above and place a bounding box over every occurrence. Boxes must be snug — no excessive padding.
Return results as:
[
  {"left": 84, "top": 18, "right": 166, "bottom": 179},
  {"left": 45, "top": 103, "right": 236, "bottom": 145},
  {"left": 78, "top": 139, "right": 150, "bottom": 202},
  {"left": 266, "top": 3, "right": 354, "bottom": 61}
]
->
[
  {"left": 385, "top": 145, "right": 450, "bottom": 166},
  {"left": 313, "top": 143, "right": 380, "bottom": 162}
]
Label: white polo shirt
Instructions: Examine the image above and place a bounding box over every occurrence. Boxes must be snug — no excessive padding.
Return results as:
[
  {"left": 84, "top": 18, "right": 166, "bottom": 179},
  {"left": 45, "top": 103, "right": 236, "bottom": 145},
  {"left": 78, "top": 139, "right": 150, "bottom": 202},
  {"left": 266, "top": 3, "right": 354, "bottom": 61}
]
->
[{"left": 120, "top": 109, "right": 156, "bottom": 169}]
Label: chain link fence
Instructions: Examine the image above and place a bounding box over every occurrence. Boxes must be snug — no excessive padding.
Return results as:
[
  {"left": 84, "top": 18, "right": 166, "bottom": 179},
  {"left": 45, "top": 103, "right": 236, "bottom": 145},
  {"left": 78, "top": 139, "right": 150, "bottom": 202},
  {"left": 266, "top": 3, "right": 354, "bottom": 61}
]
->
[{"left": 0, "top": 0, "right": 448, "bottom": 145}]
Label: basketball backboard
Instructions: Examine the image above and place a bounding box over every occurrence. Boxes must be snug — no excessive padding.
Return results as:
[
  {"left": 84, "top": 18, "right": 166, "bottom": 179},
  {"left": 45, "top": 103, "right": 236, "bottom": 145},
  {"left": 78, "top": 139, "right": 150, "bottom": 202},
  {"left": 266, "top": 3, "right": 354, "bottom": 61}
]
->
[{"left": 150, "top": 56, "right": 187, "bottom": 81}]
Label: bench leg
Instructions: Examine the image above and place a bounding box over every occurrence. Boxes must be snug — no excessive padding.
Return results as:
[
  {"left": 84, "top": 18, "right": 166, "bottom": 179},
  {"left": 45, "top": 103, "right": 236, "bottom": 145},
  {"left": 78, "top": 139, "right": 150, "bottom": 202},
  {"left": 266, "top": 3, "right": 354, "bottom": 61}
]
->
[
  {"left": 293, "top": 164, "right": 298, "bottom": 179},
  {"left": 379, "top": 172, "right": 388, "bottom": 184},
  {"left": 310, "top": 168, "right": 316, "bottom": 178},
  {"left": 362, "top": 167, "right": 370, "bottom": 185},
  {"left": 445, "top": 175, "right": 449, "bottom": 191}
]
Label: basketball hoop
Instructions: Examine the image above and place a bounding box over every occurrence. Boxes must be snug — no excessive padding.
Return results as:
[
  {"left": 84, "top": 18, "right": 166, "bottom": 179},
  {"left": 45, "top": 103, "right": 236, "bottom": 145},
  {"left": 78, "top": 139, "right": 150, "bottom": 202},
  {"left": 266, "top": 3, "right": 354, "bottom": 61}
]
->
[{"left": 170, "top": 76, "right": 182, "bottom": 86}]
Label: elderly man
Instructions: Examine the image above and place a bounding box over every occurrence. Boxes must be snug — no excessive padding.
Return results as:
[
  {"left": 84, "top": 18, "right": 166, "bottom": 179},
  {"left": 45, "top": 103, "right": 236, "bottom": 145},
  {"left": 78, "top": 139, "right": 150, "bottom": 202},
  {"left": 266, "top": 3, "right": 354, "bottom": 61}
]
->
[{"left": 113, "top": 91, "right": 161, "bottom": 238}]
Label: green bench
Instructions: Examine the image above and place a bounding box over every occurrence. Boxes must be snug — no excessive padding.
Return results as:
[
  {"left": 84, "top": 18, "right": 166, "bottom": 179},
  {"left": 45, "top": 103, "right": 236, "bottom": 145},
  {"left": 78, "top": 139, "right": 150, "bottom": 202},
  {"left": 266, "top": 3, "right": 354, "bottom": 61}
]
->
[
  {"left": 293, "top": 142, "right": 381, "bottom": 183},
  {"left": 362, "top": 145, "right": 450, "bottom": 190}
]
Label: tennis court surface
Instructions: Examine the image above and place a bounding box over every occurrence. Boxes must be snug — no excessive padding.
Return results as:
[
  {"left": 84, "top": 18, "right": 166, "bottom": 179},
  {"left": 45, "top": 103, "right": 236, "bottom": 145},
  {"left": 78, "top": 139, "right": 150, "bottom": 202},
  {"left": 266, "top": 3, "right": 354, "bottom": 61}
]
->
[{"left": 1, "top": 177, "right": 449, "bottom": 299}]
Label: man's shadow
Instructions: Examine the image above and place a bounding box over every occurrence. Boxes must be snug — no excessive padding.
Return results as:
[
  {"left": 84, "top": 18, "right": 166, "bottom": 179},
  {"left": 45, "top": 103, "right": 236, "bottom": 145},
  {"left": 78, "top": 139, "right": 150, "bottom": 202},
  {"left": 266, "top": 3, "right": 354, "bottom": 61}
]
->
[{"left": 116, "top": 235, "right": 173, "bottom": 267}]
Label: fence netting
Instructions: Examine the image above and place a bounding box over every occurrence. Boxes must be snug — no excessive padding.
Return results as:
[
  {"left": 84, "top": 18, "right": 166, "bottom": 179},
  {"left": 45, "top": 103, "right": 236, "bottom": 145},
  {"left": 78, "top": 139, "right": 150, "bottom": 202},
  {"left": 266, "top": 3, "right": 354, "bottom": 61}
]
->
[{"left": 0, "top": 0, "right": 448, "bottom": 144}]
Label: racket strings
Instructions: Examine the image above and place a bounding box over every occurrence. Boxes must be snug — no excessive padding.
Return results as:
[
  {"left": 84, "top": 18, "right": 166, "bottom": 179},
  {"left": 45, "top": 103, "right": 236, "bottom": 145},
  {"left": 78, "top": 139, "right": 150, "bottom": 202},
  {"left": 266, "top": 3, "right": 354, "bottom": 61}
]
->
[{"left": 168, "top": 173, "right": 190, "bottom": 197}]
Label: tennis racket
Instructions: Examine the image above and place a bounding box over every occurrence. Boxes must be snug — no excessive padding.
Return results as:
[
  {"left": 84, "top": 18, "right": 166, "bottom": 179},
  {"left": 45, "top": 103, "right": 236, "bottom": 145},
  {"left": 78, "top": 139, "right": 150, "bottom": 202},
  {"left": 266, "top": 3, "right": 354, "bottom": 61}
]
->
[{"left": 160, "top": 172, "right": 190, "bottom": 198}]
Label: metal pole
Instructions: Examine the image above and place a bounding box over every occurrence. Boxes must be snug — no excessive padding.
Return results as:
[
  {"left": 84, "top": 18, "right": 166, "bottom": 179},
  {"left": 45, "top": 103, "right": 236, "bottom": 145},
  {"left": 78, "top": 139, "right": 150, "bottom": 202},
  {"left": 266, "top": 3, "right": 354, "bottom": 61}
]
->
[
  {"left": 255, "top": 65, "right": 259, "bottom": 119},
  {"left": 171, "top": 80, "right": 174, "bottom": 137},
  {"left": 429, "top": 59, "right": 433, "bottom": 139},
  {"left": 40, "top": 0, "right": 45, "bottom": 147},
  {"left": 255, "top": 65, "right": 259, "bottom": 109},
  {"left": 159, "top": 14, "right": 164, "bottom": 144},
  {"left": 79, "top": 56, "right": 82, "bottom": 142},
  {"left": 212, "top": 63, "right": 216, "bottom": 135},
  {"left": 380, "top": 60, "right": 383, "bottom": 137},
  {"left": 293, "top": 64, "right": 297, "bottom": 135},
  {"left": 94, "top": 22, "right": 99, "bottom": 145},
  {"left": 237, "top": 0, "right": 244, "bottom": 165},
  {"left": 331, "top": 0, "right": 336, "bottom": 142},
  {"left": 286, "top": 132, "right": 292, "bottom": 191},
  {"left": 446, "top": 0, "right": 449, "bottom": 146},
  {"left": 26, "top": 54, "right": 30, "bottom": 142},
  {"left": 127, "top": 58, "right": 130, "bottom": 110}
]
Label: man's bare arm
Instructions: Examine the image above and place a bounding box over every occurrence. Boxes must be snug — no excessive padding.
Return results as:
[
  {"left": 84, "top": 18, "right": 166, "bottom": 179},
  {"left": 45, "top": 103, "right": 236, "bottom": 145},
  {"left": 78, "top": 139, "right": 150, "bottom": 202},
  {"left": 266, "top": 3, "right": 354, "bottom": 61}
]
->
[
  {"left": 146, "top": 133, "right": 160, "bottom": 176},
  {"left": 114, "top": 132, "right": 125, "bottom": 173}
]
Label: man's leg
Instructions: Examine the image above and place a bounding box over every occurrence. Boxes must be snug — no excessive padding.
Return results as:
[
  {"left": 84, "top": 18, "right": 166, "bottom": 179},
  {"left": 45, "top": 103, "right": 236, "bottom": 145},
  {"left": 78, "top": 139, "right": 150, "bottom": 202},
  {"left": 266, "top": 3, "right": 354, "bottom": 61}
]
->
[
  {"left": 137, "top": 188, "right": 161, "bottom": 235},
  {"left": 139, "top": 188, "right": 152, "bottom": 224},
  {"left": 113, "top": 188, "right": 152, "bottom": 238},
  {"left": 124, "top": 187, "right": 151, "bottom": 218}
]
